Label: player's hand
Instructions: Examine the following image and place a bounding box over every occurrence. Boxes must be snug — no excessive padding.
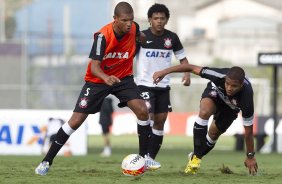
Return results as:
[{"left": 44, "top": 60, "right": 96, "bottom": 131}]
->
[
  {"left": 153, "top": 70, "right": 166, "bottom": 85},
  {"left": 244, "top": 157, "right": 258, "bottom": 175},
  {"left": 137, "top": 32, "right": 146, "bottom": 45},
  {"left": 182, "top": 73, "right": 191, "bottom": 86},
  {"left": 104, "top": 75, "right": 121, "bottom": 86}
]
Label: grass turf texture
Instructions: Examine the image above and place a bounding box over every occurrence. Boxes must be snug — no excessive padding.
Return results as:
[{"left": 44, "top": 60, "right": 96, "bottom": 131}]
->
[{"left": 0, "top": 135, "right": 281, "bottom": 184}]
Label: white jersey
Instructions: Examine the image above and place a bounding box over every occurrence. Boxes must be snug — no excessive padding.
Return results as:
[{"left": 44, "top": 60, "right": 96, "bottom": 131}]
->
[{"left": 136, "top": 28, "right": 186, "bottom": 88}]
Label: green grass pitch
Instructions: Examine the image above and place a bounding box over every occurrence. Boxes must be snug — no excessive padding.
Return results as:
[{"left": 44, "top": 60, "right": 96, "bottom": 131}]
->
[{"left": 0, "top": 135, "right": 281, "bottom": 184}]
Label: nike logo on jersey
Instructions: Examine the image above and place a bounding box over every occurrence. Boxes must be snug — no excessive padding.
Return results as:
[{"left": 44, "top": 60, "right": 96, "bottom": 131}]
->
[
  {"left": 146, "top": 51, "right": 170, "bottom": 58},
  {"left": 103, "top": 52, "right": 129, "bottom": 59},
  {"left": 104, "top": 63, "right": 120, "bottom": 70},
  {"left": 146, "top": 40, "right": 153, "bottom": 44}
]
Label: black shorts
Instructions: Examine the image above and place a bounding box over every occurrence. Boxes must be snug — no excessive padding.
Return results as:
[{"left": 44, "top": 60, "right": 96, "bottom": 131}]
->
[
  {"left": 74, "top": 76, "right": 142, "bottom": 114},
  {"left": 99, "top": 116, "right": 112, "bottom": 134},
  {"left": 201, "top": 86, "right": 238, "bottom": 133},
  {"left": 138, "top": 85, "right": 172, "bottom": 113},
  {"left": 100, "top": 122, "right": 111, "bottom": 134}
]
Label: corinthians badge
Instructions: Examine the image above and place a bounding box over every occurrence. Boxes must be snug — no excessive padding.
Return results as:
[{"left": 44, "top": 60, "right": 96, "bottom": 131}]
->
[
  {"left": 79, "top": 97, "right": 88, "bottom": 108},
  {"left": 164, "top": 38, "right": 172, "bottom": 48}
]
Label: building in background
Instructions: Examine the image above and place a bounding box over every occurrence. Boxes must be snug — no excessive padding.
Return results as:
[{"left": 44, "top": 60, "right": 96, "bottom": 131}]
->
[{"left": 192, "top": 0, "right": 282, "bottom": 65}]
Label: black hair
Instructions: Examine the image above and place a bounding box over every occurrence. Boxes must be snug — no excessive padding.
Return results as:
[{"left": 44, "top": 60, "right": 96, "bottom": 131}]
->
[
  {"left": 114, "top": 1, "right": 133, "bottom": 16},
  {"left": 147, "top": 3, "right": 170, "bottom": 19},
  {"left": 226, "top": 66, "right": 245, "bottom": 83}
]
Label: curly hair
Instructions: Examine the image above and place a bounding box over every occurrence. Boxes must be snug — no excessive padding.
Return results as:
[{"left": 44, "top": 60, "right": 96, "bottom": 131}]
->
[{"left": 147, "top": 3, "right": 170, "bottom": 19}]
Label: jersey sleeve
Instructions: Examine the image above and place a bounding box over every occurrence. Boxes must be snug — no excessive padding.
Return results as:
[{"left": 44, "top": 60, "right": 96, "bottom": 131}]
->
[
  {"left": 199, "top": 67, "right": 227, "bottom": 82},
  {"left": 134, "top": 21, "right": 140, "bottom": 36},
  {"left": 240, "top": 84, "right": 254, "bottom": 126},
  {"left": 89, "top": 33, "right": 106, "bottom": 61},
  {"left": 173, "top": 33, "right": 186, "bottom": 61}
]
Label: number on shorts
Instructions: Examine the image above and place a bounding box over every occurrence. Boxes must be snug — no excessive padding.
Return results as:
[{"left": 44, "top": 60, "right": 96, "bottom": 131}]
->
[
  {"left": 141, "top": 92, "right": 150, "bottom": 100},
  {"left": 84, "top": 88, "right": 90, "bottom": 96}
]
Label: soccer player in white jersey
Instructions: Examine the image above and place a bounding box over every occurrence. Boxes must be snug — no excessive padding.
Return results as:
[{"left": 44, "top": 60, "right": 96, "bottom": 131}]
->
[
  {"left": 153, "top": 64, "right": 258, "bottom": 175},
  {"left": 135, "top": 3, "right": 191, "bottom": 170}
]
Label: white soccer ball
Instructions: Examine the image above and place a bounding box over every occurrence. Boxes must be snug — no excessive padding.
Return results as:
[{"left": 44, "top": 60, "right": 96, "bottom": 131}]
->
[{"left": 121, "top": 154, "right": 146, "bottom": 177}]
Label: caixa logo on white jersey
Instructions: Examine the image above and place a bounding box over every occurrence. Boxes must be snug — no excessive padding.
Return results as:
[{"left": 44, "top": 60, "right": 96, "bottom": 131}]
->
[
  {"left": 103, "top": 52, "right": 129, "bottom": 59},
  {"left": 145, "top": 51, "right": 170, "bottom": 58}
]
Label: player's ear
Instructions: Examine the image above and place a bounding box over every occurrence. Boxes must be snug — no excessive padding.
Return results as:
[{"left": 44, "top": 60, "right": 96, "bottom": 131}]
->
[
  {"left": 165, "top": 17, "right": 169, "bottom": 25},
  {"left": 113, "top": 15, "right": 117, "bottom": 21},
  {"left": 148, "top": 18, "right": 152, "bottom": 25}
]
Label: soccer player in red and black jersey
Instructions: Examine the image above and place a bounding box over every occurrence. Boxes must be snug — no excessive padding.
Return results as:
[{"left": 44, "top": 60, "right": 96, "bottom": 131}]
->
[
  {"left": 153, "top": 64, "right": 258, "bottom": 175},
  {"left": 35, "top": 2, "right": 149, "bottom": 176}
]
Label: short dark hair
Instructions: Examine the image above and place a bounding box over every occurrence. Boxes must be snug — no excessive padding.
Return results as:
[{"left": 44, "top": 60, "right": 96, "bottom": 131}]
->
[
  {"left": 147, "top": 3, "right": 170, "bottom": 19},
  {"left": 114, "top": 1, "right": 133, "bottom": 16},
  {"left": 226, "top": 66, "right": 245, "bottom": 83}
]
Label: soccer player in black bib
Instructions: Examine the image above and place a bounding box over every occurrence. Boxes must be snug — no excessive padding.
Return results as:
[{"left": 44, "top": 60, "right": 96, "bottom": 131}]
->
[{"left": 153, "top": 64, "right": 258, "bottom": 175}]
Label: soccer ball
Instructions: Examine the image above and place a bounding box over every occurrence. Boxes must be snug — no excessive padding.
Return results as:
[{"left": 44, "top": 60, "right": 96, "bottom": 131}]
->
[{"left": 121, "top": 154, "right": 146, "bottom": 177}]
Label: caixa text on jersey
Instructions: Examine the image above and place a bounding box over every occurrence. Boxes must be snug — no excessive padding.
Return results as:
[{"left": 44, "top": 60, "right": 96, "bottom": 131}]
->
[{"left": 146, "top": 51, "right": 170, "bottom": 58}]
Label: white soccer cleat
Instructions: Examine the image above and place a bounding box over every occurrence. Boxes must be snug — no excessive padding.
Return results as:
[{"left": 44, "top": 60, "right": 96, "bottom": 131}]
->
[
  {"left": 100, "top": 147, "right": 111, "bottom": 157},
  {"left": 35, "top": 161, "right": 50, "bottom": 176},
  {"left": 144, "top": 154, "right": 161, "bottom": 171}
]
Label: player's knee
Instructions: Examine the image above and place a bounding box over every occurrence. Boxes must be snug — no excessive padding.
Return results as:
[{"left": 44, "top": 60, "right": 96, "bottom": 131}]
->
[
  {"left": 135, "top": 106, "right": 149, "bottom": 120},
  {"left": 199, "top": 108, "right": 213, "bottom": 119}
]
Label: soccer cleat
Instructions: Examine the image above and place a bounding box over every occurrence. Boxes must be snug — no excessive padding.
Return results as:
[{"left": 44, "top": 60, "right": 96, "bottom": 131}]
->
[
  {"left": 100, "top": 147, "right": 111, "bottom": 157},
  {"left": 184, "top": 152, "right": 201, "bottom": 174},
  {"left": 144, "top": 154, "right": 161, "bottom": 171},
  {"left": 35, "top": 161, "right": 50, "bottom": 176}
]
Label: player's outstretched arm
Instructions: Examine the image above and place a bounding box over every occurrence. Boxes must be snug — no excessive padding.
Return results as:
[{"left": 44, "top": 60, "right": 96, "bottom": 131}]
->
[
  {"left": 153, "top": 64, "right": 202, "bottom": 84},
  {"left": 243, "top": 125, "right": 258, "bottom": 175}
]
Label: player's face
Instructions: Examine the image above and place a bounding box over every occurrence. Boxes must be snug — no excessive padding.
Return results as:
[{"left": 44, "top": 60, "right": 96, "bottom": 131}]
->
[
  {"left": 224, "top": 77, "right": 243, "bottom": 96},
  {"left": 149, "top": 12, "right": 168, "bottom": 35},
  {"left": 113, "top": 13, "right": 134, "bottom": 35}
]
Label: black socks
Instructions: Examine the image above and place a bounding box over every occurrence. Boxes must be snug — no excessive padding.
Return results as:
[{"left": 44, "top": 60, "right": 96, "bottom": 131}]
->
[
  {"left": 147, "top": 133, "right": 163, "bottom": 159},
  {"left": 137, "top": 124, "right": 151, "bottom": 157},
  {"left": 193, "top": 123, "right": 207, "bottom": 159},
  {"left": 43, "top": 128, "right": 70, "bottom": 165}
]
